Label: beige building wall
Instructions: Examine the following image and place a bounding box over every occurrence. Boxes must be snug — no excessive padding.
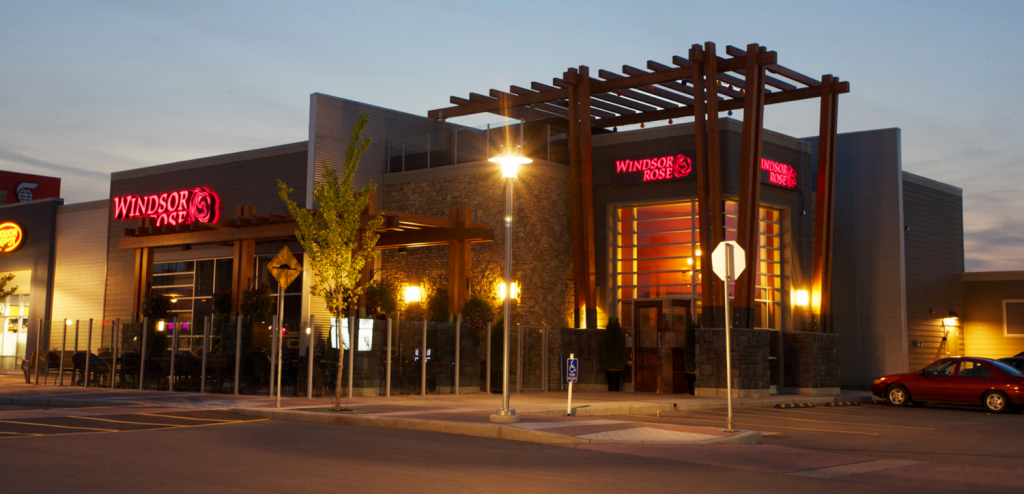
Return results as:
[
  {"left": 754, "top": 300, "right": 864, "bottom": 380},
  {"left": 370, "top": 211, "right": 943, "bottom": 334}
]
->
[
  {"left": 963, "top": 272, "right": 1024, "bottom": 359},
  {"left": 52, "top": 201, "right": 109, "bottom": 351}
]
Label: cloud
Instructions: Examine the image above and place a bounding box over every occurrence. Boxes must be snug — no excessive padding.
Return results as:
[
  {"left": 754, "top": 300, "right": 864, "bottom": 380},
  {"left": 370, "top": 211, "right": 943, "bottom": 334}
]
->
[{"left": 0, "top": 147, "right": 109, "bottom": 181}]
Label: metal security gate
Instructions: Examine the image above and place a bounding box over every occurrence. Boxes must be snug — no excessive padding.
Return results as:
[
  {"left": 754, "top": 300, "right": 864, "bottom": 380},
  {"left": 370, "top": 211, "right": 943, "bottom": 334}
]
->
[{"left": 517, "top": 324, "right": 548, "bottom": 392}]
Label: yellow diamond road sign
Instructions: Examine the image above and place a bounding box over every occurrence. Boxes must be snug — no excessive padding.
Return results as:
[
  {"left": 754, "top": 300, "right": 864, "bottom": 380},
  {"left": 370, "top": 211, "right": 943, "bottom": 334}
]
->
[{"left": 269, "top": 246, "right": 302, "bottom": 290}]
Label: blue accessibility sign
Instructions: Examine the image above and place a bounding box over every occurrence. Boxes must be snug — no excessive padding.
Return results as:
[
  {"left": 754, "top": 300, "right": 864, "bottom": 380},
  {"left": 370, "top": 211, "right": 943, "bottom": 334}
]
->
[{"left": 567, "top": 358, "right": 579, "bottom": 383}]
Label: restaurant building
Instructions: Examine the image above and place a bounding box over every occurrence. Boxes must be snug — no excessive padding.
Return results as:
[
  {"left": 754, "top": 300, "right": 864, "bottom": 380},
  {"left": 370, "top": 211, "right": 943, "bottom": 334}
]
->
[{"left": 7, "top": 43, "right": 1006, "bottom": 394}]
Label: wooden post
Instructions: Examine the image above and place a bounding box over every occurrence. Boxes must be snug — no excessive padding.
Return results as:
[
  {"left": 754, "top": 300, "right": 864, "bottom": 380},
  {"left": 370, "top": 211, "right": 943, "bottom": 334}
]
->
[
  {"left": 734, "top": 44, "right": 767, "bottom": 329},
  {"left": 447, "top": 206, "right": 472, "bottom": 315},
  {"left": 230, "top": 206, "right": 257, "bottom": 316},
  {"left": 812, "top": 75, "right": 840, "bottom": 332},
  {"left": 705, "top": 42, "right": 725, "bottom": 328},
  {"left": 578, "top": 66, "right": 598, "bottom": 331},
  {"left": 567, "top": 73, "right": 584, "bottom": 328},
  {"left": 131, "top": 247, "right": 155, "bottom": 320}
]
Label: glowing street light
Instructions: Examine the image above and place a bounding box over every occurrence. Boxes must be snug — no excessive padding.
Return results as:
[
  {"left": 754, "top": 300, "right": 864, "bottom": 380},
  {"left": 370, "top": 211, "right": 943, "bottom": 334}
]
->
[{"left": 489, "top": 144, "right": 531, "bottom": 424}]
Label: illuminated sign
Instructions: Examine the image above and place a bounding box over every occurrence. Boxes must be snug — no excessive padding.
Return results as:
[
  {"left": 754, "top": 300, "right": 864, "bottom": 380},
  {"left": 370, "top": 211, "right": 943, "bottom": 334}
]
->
[
  {"left": 0, "top": 222, "right": 23, "bottom": 253},
  {"left": 760, "top": 158, "right": 797, "bottom": 189},
  {"left": 613, "top": 154, "right": 693, "bottom": 185},
  {"left": 112, "top": 187, "right": 220, "bottom": 227}
]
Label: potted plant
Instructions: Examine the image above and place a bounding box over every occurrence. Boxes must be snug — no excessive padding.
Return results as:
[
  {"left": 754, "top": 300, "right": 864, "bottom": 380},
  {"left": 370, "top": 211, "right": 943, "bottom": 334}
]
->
[{"left": 601, "top": 317, "right": 628, "bottom": 392}]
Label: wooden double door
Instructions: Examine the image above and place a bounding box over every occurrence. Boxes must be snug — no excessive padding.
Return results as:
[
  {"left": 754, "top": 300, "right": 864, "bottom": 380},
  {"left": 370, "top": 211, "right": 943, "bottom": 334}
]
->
[{"left": 633, "top": 300, "right": 689, "bottom": 394}]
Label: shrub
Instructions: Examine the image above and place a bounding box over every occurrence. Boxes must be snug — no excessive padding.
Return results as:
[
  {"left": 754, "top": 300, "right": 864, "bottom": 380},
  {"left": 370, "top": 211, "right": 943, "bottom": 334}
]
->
[
  {"left": 460, "top": 294, "right": 494, "bottom": 338},
  {"left": 241, "top": 283, "right": 273, "bottom": 323},
  {"left": 427, "top": 287, "right": 449, "bottom": 322},
  {"left": 365, "top": 277, "right": 400, "bottom": 316},
  {"left": 600, "top": 317, "right": 628, "bottom": 371}
]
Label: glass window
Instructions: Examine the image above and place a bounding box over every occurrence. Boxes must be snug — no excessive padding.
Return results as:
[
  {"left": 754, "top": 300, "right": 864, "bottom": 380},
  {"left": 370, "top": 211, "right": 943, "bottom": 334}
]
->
[
  {"left": 1005, "top": 300, "right": 1024, "bottom": 336},
  {"left": 989, "top": 359, "right": 1023, "bottom": 376},
  {"left": 195, "top": 260, "right": 215, "bottom": 297},
  {"left": 921, "top": 360, "right": 957, "bottom": 376},
  {"left": 154, "top": 261, "right": 194, "bottom": 274},
  {"left": 958, "top": 361, "right": 992, "bottom": 377}
]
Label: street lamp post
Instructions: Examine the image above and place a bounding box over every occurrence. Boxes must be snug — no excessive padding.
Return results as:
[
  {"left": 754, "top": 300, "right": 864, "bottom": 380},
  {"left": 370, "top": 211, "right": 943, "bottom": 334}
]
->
[{"left": 489, "top": 144, "right": 530, "bottom": 424}]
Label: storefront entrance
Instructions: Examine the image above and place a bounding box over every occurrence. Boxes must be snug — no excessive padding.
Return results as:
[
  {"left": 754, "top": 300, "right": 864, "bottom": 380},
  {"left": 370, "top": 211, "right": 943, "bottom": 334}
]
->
[
  {"left": 1, "top": 293, "right": 29, "bottom": 371},
  {"left": 633, "top": 299, "right": 689, "bottom": 393}
]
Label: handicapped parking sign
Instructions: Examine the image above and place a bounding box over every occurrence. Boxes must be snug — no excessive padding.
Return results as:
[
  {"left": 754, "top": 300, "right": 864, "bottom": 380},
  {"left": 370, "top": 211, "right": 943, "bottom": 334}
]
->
[{"left": 567, "top": 357, "right": 579, "bottom": 383}]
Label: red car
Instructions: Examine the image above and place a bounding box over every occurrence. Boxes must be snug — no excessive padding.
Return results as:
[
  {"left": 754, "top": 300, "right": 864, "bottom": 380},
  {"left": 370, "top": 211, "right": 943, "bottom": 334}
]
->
[{"left": 872, "top": 357, "right": 1024, "bottom": 413}]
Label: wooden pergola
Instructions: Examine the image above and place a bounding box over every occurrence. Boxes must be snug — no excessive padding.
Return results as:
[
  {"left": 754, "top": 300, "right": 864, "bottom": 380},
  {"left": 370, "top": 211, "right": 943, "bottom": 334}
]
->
[
  {"left": 121, "top": 204, "right": 492, "bottom": 320},
  {"left": 428, "top": 43, "right": 849, "bottom": 332}
]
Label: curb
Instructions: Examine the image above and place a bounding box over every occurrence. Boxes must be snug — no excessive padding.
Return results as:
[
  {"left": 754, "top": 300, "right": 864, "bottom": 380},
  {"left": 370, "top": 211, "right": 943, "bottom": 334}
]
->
[
  {"left": 823, "top": 401, "right": 861, "bottom": 407},
  {"left": 230, "top": 407, "right": 761, "bottom": 446}
]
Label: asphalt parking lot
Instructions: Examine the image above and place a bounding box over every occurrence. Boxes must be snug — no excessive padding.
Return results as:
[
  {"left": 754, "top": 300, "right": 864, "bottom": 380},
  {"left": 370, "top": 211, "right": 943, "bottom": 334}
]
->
[
  {"left": 616, "top": 402, "right": 1024, "bottom": 471},
  {"left": 0, "top": 408, "right": 264, "bottom": 438}
]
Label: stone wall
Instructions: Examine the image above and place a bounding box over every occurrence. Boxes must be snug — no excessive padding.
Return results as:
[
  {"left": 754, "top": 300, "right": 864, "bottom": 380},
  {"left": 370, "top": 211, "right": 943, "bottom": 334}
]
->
[
  {"left": 783, "top": 331, "right": 840, "bottom": 392},
  {"left": 694, "top": 328, "right": 771, "bottom": 398},
  {"left": 560, "top": 329, "right": 607, "bottom": 391},
  {"left": 382, "top": 161, "right": 574, "bottom": 387}
]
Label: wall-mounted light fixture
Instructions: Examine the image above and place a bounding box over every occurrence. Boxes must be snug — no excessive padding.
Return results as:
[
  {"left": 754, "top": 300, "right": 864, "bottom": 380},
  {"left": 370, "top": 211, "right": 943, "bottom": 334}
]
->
[
  {"left": 942, "top": 311, "right": 960, "bottom": 328},
  {"left": 793, "top": 289, "right": 810, "bottom": 308},
  {"left": 497, "top": 282, "right": 520, "bottom": 302},
  {"left": 157, "top": 320, "right": 166, "bottom": 332},
  {"left": 404, "top": 285, "right": 422, "bottom": 304}
]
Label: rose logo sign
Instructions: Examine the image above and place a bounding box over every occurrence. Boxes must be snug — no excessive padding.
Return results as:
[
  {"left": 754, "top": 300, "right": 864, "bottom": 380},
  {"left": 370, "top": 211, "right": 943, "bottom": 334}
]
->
[
  {"left": 112, "top": 187, "right": 221, "bottom": 227},
  {"left": 0, "top": 223, "right": 23, "bottom": 253}
]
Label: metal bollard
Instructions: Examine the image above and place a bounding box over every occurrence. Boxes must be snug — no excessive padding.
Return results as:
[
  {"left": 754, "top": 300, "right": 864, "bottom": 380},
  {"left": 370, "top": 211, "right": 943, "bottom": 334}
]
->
[
  {"left": 139, "top": 317, "right": 148, "bottom": 390},
  {"left": 454, "top": 313, "right": 460, "bottom": 395},
  {"left": 486, "top": 322, "right": 491, "bottom": 395},
  {"left": 34, "top": 319, "right": 42, "bottom": 386},
  {"left": 111, "top": 318, "right": 120, "bottom": 389},
  {"left": 347, "top": 315, "right": 354, "bottom": 398},
  {"left": 420, "top": 319, "right": 427, "bottom": 397},
  {"left": 385, "top": 318, "right": 392, "bottom": 398},
  {"left": 200, "top": 316, "right": 209, "bottom": 394},
  {"left": 85, "top": 319, "right": 93, "bottom": 388},
  {"left": 59, "top": 320, "right": 68, "bottom": 386},
  {"left": 73, "top": 320, "right": 80, "bottom": 386},
  {"left": 233, "top": 316, "right": 242, "bottom": 396},
  {"left": 169, "top": 317, "right": 179, "bottom": 392},
  {"left": 307, "top": 315, "right": 315, "bottom": 399}
]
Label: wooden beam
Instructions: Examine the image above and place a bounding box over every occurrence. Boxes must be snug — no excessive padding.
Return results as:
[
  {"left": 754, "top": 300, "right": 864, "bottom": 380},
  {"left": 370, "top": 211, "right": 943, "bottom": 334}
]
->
[
  {"left": 507, "top": 86, "right": 618, "bottom": 119},
  {"left": 691, "top": 44, "right": 716, "bottom": 328},
  {"left": 462, "top": 94, "right": 550, "bottom": 121},
  {"left": 726, "top": 45, "right": 820, "bottom": 87},
  {"left": 131, "top": 247, "right": 155, "bottom": 320},
  {"left": 591, "top": 65, "right": 694, "bottom": 94},
  {"left": 567, "top": 77, "right": 584, "bottom": 327},
  {"left": 705, "top": 41, "right": 725, "bottom": 327},
  {"left": 593, "top": 80, "right": 848, "bottom": 128},
  {"left": 120, "top": 222, "right": 298, "bottom": 250},
  {"left": 533, "top": 81, "right": 637, "bottom": 115},
  {"left": 376, "top": 227, "right": 493, "bottom": 249},
  {"left": 733, "top": 43, "right": 768, "bottom": 328},
  {"left": 231, "top": 239, "right": 255, "bottom": 314},
  {"left": 429, "top": 86, "right": 568, "bottom": 120},
  {"left": 579, "top": 65, "right": 598, "bottom": 330},
  {"left": 599, "top": 69, "right": 693, "bottom": 106},
  {"left": 556, "top": 77, "right": 660, "bottom": 113},
  {"left": 812, "top": 74, "right": 840, "bottom": 332}
]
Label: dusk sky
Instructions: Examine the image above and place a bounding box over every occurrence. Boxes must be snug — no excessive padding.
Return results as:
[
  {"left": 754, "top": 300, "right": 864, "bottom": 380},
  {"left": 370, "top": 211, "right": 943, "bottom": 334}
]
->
[{"left": 2, "top": 1, "right": 1022, "bottom": 271}]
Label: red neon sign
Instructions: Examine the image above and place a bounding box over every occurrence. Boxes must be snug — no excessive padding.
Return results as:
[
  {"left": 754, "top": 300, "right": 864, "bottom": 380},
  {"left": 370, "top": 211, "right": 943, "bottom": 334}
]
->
[
  {"left": 0, "top": 222, "right": 23, "bottom": 253},
  {"left": 614, "top": 154, "right": 693, "bottom": 184},
  {"left": 760, "top": 158, "right": 797, "bottom": 188},
  {"left": 112, "top": 187, "right": 220, "bottom": 227}
]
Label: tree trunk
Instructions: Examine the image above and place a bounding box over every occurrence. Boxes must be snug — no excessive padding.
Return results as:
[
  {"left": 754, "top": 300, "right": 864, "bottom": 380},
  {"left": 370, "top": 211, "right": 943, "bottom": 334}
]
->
[{"left": 333, "top": 311, "right": 345, "bottom": 412}]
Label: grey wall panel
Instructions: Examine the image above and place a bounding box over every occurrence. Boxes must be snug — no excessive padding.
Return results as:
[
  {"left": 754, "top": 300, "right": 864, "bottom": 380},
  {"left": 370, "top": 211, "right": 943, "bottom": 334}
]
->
[
  {"left": 902, "top": 176, "right": 964, "bottom": 370},
  {"left": 104, "top": 146, "right": 308, "bottom": 324},
  {"left": 308, "top": 93, "right": 473, "bottom": 207},
  {"left": 52, "top": 201, "right": 109, "bottom": 350},
  {"left": 810, "top": 128, "right": 908, "bottom": 388}
]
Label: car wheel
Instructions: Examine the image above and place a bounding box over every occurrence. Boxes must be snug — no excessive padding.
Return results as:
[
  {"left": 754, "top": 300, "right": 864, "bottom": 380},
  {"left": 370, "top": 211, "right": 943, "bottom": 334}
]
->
[
  {"left": 983, "top": 391, "right": 1010, "bottom": 413},
  {"left": 887, "top": 384, "right": 911, "bottom": 407}
]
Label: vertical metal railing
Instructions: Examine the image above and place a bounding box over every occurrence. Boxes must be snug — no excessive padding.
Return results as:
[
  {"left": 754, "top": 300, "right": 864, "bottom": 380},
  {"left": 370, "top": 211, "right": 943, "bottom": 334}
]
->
[{"left": 139, "top": 317, "right": 148, "bottom": 390}]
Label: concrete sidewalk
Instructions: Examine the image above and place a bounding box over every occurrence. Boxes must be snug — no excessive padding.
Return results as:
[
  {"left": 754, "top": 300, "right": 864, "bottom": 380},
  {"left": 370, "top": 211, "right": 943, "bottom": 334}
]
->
[{"left": 0, "top": 380, "right": 874, "bottom": 446}]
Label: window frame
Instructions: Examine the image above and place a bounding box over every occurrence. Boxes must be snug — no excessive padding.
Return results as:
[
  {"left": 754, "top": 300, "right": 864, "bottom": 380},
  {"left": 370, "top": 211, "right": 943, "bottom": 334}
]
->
[{"left": 1003, "top": 299, "right": 1024, "bottom": 337}]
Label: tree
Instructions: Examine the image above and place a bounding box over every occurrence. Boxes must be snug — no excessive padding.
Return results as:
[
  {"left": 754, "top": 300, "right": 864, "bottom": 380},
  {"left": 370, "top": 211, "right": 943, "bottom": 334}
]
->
[
  {"left": 0, "top": 272, "right": 16, "bottom": 305},
  {"left": 277, "top": 113, "right": 383, "bottom": 412}
]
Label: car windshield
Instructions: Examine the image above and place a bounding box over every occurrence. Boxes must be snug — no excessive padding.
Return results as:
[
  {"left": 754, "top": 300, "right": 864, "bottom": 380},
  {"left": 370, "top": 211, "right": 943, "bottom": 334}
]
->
[
  {"left": 920, "top": 361, "right": 957, "bottom": 376},
  {"left": 988, "top": 359, "right": 1023, "bottom": 375}
]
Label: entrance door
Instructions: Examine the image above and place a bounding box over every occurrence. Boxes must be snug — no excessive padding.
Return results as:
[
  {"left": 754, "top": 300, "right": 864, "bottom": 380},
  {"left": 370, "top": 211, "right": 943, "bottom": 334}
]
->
[{"left": 633, "top": 301, "right": 662, "bottom": 392}]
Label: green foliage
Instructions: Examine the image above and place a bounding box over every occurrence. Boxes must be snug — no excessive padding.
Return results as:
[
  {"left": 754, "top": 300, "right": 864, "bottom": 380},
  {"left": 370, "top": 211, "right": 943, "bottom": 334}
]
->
[
  {"left": 212, "top": 287, "right": 232, "bottom": 317},
  {"left": 241, "top": 283, "right": 273, "bottom": 323},
  {"left": 600, "top": 317, "right": 628, "bottom": 371},
  {"left": 142, "top": 290, "right": 169, "bottom": 319},
  {"left": 427, "top": 287, "right": 450, "bottom": 323},
  {"left": 460, "top": 294, "right": 494, "bottom": 338},
  {"left": 684, "top": 318, "right": 696, "bottom": 373},
  {"left": 490, "top": 315, "right": 504, "bottom": 373},
  {"left": 0, "top": 272, "right": 17, "bottom": 304},
  {"left": 277, "top": 112, "right": 382, "bottom": 412},
  {"left": 365, "top": 275, "right": 400, "bottom": 316}
]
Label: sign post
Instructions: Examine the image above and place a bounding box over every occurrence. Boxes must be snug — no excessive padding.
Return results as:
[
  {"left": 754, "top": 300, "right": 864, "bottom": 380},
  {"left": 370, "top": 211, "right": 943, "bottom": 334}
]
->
[
  {"left": 566, "top": 354, "right": 578, "bottom": 416},
  {"left": 268, "top": 246, "right": 303, "bottom": 409},
  {"left": 711, "top": 240, "right": 746, "bottom": 433}
]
